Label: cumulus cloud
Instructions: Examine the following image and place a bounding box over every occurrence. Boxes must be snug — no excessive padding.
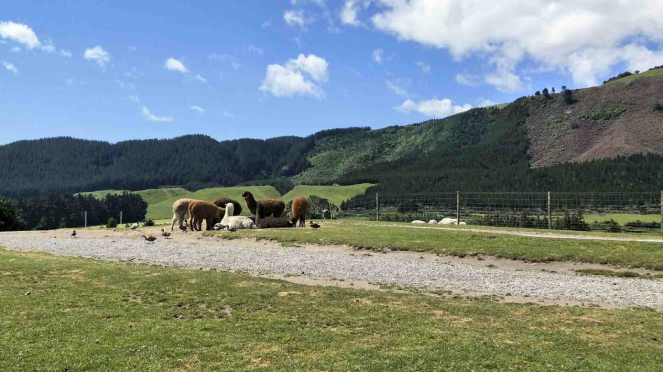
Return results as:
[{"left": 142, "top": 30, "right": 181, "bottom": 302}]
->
[
  {"left": 395, "top": 98, "right": 472, "bottom": 118},
  {"left": 455, "top": 73, "right": 481, "bottom": 87},
  {"left": 190, "top": 106, "right": 205, "bottom": 113},
  {"left": 260, "top": 54, "right": 329, "bottom": 99},
  {"left": 231, "top": 62, "right": 241, "bottom": 70},
  {"left": 129, "top": 95, "right": 140, "bottom": 103},
  {"left": 485, "top": 68, "right": 523, "bottom": 93},
  {"left": 372, "top": 48, "right": 383, "bottom": 63},
  {"left": 0, "top": 21, "right": 40, "bottom": 49},
  {"left": 248, "top": 45, "right": 264, "bottom": 55},
  {"left": 3, "top": 60, "right": 18, "bottom": 74},
  {"left": 478, "top": 99, "right": 497, "bottom": 108},
  {"left": 59, "top": 49, "right": 72, "bottom": 58},
  {"left": 10, "top": 46, "right": 20, "bottom": 53},
  {"left": 284, "top": 10, "right": 306, "bottom": 28},
  {"left": 84, "top": 46, "right": 110, "bottom": 68},
  {"left": 164, "top": 58, "right": 187, "bottom": 73},
  {"left": 386, "top": 80, "right": 408, "bottom": 97},
  {"left": 142, "top": 107, "right": 173, "bottom": 122},
  {"left": 371, "top": 0, "right": 663, "bottom": 88},
  {"left": 341, "top": 0, "right": 371, "bottom": 26},
  {"left": 416, "top": 61, "right": 430, "bottom": 73}
]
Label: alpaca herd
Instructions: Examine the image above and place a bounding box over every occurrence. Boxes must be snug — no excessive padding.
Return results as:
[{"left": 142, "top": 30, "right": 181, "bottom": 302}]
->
[{"left": 171, "top": 191, "right": 309, "bottom": 232}]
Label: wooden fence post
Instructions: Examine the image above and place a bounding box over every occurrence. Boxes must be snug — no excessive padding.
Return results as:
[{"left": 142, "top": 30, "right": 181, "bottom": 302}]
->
[
  {"left": 548, "top": 191, "right": 552, "bottom": 230},
  {"left": 660, "top": 191, "right": 662, "bottom": 235},
  {"left": 456, "top": 191, "right": 460, "bottom": 225}
]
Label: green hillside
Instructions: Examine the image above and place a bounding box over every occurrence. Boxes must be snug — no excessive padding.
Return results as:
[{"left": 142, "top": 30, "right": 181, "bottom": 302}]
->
[
  {"left": 282, "top": 184, "right": 375, "bottom": 206},
  {"left": 81, "top": 186, "right": 281, "bottom": 220},
  {"left": 606, "top": 68, "right": 663, "bottom": 84}
]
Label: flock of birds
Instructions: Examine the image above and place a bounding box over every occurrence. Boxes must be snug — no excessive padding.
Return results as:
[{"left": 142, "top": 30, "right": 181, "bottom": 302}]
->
[{"left": 70, "top": 220, "right": 322, "bottom": 243}]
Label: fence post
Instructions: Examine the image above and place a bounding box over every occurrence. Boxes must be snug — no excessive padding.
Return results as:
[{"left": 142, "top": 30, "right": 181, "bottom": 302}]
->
[
  {"left": 84, "top": 211, "right": 88, "bottom": 228},
  {"left": 120, "top": 211, "right": 123, "bottom": 225},
  {"left": 548, "top": 191, "right": 552, "bottom": 230},
  {"left": 456, "top": 191, "right": 460, "bottom": 225},
  {"left": 329, "top": 203, "right": 333, "bottom": 220},
  {"left": 376, "top": 193, "right": 380, "bottom": 221},
  {"left": 660, "top": 191, "right": 662, "bottom": 235}
]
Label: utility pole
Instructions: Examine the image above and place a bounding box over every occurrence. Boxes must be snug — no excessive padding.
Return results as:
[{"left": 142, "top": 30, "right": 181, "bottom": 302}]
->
[{"left": 456, "top": 191, "right": 460, "bottom": 225}]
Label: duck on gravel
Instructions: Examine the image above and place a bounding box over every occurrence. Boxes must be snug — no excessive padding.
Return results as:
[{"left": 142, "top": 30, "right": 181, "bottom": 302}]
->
[
  {"left": 142, "top": 235, "right": 157, "bottom": 244},
  {"left": 161, "top": 229, "right": 171, "bottom": 239}
]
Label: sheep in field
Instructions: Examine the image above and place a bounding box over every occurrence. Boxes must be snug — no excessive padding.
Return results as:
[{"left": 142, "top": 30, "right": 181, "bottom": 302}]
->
[
  {"left": 221, "top": 203, "right": 255, "bottom": 230},
  {"left": 213, "top": 198, "right": 242, "bottom": 215},
  {"left": 290, "top": 196, "right": 308, "bottom": 228},
  {"left": 242, "top": 191, "right": 285, "bottom": 218},
  {"left": 255, "top": 203, "right": 293, "bottom": 229},
  {"left": 171, "top": 198, "right": 196, "bottom": 231},
  {"left": 188, "top": 200, "right": 226, "bottom": 231}
]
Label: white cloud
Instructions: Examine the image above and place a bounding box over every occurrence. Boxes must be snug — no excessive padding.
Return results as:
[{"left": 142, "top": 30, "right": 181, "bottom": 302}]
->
[
  {"left": 231, "top": 62, "right": 241, "bottom": 70},
  {"left": 142, "top": 107, "right": 173, "bottom": 122},
  {"left": 396, "top": 98, "right": 472, "bottom": 118},
  {"left": 416, "top": 61, "right": 430, "bottom": 73},
  {"left": 194, "top": 74, "right": 208, "bottom": 84},
  {"left": 372, "top": 48, "right": 383, "bottom": 63},
  {"left": 479, "top": 99, "right": 497, "bottom": 108},
  {"left": 223, "top": 110, "right": 234, "bottom": 117},
  {"left": 371, "top": 0, "right": 663, "bottom": 88},
  {"left": 260, "top": 54, "right": 329, "bottom": 99},
  {"left": 190, "top": 106, "right": 205, "bottom": 113},
  {"left": 129, "top": 95, "right": 140, "bottom": 103},
  {"left": 84, "top": 46, "right": 110, "bottom": 68},
  {"left": 485, "top": 68, "right": 523, "bottom": 93},
  {"left": 114, "top": 79, "right": 135, "bottom": 90},
  {"left": 3, "top": 60, "right": 18, "bottom": 74},
  {"left": 10, "top": 46, "right": 20, "bottom": 53},
  {"left": 291, "top": 0, "right": 325, "bottom": 6},
  {"left": 284, "top": 10, "right": 306, "bottom": 28},
  {"left": 262, "top": 20, "right": 272, "bottom": 28},
  {"left": 248, "top": 45, "right": 264, "bottom": 55},
  {"left": 386, "top": 80, "right": 408, "bottom": 97},
  {"left": 164, "top": 57, "right": 188, "bottom": 73},
  {"left": 59, "top": 49, "right": 72, "bottom": 58},
  {"left": 0, "top": 21, "right": 40, "bottom": 49},
  {"left": 456, "top": 73, "right": 481, "bottom": 87},
  {"left": 41, "top": 40, "right": 55, "bottom": 53},
  {"left": 341, "top": 0, "right": 371, "bottom": 26}
]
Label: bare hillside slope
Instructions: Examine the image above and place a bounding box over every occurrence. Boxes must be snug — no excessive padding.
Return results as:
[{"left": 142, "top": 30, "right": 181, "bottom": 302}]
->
[{"left": 528, "top": 76, "right": 663, "bottom": 167}]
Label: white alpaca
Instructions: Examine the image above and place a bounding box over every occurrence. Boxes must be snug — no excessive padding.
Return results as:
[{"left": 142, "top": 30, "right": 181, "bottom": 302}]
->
[
  {"left": 222, "top": 203, "right": 255, "bottom": 229},
  {"left": 411, "top": 220, "right": 426, "bottom": 224}
]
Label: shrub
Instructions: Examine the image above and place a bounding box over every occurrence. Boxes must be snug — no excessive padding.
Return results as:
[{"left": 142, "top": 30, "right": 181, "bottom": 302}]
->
[
  {"left": 534, "top": 91, "right": 541, "bottom": 96},
  {"left": 563, "top": 89, "right": 574, "bottom": 105},
  {"left": 606, "top": 219, "right": 621, "bottom": 233},
  {"left": 0, "top": 198, "right": 25, "bottom": 231},
  {"left": 107, "top": 217, "right": 118, "bottom": 228},
  {"left": 143, "top": 218, "right": 155, "bottom": 227},
  {"left": 542, "top": 88, "right": 550, "bottom": 98},
  {"left": 653, "top": 103, "right": 663, "bottom": 112}
]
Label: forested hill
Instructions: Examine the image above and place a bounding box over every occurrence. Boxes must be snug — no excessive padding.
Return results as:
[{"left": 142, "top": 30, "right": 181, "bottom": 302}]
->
[{"left": 3, "top": 73, "right": 663, "bottom": 197}]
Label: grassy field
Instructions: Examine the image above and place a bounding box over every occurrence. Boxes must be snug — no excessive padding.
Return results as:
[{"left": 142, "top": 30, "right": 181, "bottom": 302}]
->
[
  {"left": 606, "top": 68, "right": 663, "bottom": 84},
  {"left": 204, "top": 220, "right": 663, "bottom": 270},
  {"left": 77, "top": 187, "right": 190, "bottom": 206},
  {"left": 584, "top": 213, "right": 660, "bottom": 225},
  {"left": 2, "top": 249, "right": 663, "bottom": 371},
  {"left": 282, "top": 184, "right": 375, "bottom": 205}
]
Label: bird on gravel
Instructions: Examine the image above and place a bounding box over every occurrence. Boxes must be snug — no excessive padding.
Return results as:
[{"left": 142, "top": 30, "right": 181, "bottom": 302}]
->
[
  {"left": 161, "top": 229, "right": 171, "bottom": 239},
  {"left": 142, "top": 235, "right": 157, "bottom": 244},
  {"left": 227, "top": 227, "right": 237, "bottom": 233},
  {"left": 71, "top": 230, "right": 77, "bottom": 238},
  {"left": 309, "top": 221, "right": 321, "bottom": 230},
  {"left": 130, "top": 223, "right": 139, "bottom": 230},
  {"left": 179, "top": 225, "right": 188, "bottom": 233}
]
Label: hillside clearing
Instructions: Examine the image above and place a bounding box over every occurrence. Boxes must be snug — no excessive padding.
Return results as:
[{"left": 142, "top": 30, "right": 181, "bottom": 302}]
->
[
  {"left": 282, "top": 184, "right": 375, "bottom": 205},
  {"left": 605, "top": 68, "right": 663, "bottom": 84}
]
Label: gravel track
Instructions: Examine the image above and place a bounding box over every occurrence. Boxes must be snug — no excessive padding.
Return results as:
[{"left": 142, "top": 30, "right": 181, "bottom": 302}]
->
[{"left": 2, "top": 234, "right": 663, "bottom": 309}]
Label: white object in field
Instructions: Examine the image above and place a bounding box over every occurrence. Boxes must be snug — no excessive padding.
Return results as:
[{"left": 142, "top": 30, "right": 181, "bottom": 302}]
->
[
  {"left": 411, "top": 220, "right": 426, "bottom": 224},
  {"left": 440, "top": 218, "right": 458, "bottom": 225},
  {"left": 428, "top": 220, "right": 438, "bottom": 224}
]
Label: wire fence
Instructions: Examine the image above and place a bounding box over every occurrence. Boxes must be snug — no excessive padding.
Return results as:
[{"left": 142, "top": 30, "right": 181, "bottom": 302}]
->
[{"left": 339, "top": 192, "right": 663, "bottom": 234}]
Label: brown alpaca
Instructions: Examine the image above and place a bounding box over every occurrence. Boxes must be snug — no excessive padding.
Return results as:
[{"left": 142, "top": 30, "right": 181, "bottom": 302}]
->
[
  {"left": 188, "top": 200, "right": 225, "bottom": 231},
  {"left": 213, "top": 198, "right": 242, "bottom": 215},
  {"left": 242, "top": 191, "right": 285, "bottom": 217},
  {"left": 290, "top": 197, "right": 309, "bottom": 228}
]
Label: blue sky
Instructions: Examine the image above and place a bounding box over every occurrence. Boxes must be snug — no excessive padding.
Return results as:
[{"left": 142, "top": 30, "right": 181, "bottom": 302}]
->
[{"left": 1, "top": 0, "right": 662, "bottom": 145}]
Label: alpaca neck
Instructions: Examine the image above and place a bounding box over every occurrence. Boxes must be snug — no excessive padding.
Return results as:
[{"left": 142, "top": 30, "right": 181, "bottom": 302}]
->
[{"left": 246, "top": 195, "right": 257, "bottom": 213}]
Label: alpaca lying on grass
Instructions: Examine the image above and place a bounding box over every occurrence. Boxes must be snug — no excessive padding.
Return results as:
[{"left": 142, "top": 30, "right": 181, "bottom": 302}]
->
[
  {"left": 242, "top": 191, "right": 285, "bottom": 217},
  {"left": 255, "top": 203, "right": 293, "bottom": 229},
  {"left": 221, "top": 203, "right": 255, "bottom": 230},
  {"left": 188, "top": 200, "right": 225, "bottom": 231}
]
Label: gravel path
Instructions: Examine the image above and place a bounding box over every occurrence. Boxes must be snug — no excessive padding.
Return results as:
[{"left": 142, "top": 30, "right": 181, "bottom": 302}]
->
[{"left": 2, "top": 234, "right": 663, "bottom": 309}]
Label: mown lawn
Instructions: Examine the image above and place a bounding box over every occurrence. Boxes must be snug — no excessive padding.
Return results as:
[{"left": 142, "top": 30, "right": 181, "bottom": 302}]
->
[
  {"left": 206, "top": 221, "right": 663, "bottom": 270},
  {"left": 2, "top": 249, "right": 663, "bottom": 371}
]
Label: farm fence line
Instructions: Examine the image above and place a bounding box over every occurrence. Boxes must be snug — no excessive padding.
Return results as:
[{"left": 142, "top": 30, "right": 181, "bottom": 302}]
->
[{"left": 339, "top": 191, "right": 663, "bottom": 234}]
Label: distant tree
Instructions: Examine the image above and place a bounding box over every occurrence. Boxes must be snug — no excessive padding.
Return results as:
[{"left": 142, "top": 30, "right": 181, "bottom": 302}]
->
[
  {"left": 535, "top": 91, "right": 541, "bottom": 96},
  {"left": 542, "top": 88, "right": 550, "bottom": 98},
  {"left": 106, "top": 217, "right": 118, "bottom": 228},
  {"left": 635, "top": 70, "right": 640, "bottom": 75},
  {"left": 563, "top": 89, "right": 574, "bottom": 105},
  {"left": 552, "top": 87, "right": 556, "bottom": 93},
  {"left": 0, "top": 198, "right": 25, "bottom": 231},
  {"left": 561, "top": 85, "right": 567, "bottom": 92}
]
